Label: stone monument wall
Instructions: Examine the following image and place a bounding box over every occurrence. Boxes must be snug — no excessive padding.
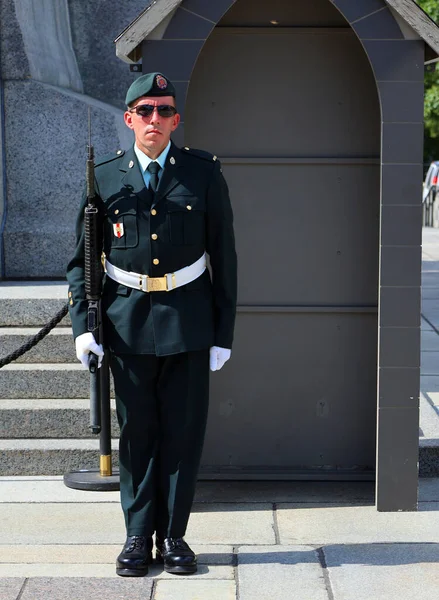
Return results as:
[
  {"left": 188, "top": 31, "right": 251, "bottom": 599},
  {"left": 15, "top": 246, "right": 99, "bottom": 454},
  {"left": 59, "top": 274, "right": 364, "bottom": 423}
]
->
[{"left": 0, "top": 0, "right": 148, "bottom": 278}]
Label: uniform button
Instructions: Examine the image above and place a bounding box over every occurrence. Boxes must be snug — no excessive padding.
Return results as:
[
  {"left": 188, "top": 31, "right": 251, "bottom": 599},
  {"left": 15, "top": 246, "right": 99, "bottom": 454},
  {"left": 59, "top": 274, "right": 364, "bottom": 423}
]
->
[
  {"left": 186, "top": 205, "right": 192, "bottom": 211},
  {"left": 151, "top": 233, "right": 158, "bottom": 240},
  {"left": 151, "top": 209, "right": 157, "bottom": 216},
  {"left": 153, "top": 258, "right": 159, "bottom": 265},
  {"left": 115, "top": 209, "right": 119, "bottom": 215}
]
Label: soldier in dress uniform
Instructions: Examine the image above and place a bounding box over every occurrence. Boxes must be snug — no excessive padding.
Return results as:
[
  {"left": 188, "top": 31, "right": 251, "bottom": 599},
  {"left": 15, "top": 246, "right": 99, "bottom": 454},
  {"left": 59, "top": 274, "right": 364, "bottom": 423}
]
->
[{"left": 66, "top": 72, "right": 237, "bottom": 577}]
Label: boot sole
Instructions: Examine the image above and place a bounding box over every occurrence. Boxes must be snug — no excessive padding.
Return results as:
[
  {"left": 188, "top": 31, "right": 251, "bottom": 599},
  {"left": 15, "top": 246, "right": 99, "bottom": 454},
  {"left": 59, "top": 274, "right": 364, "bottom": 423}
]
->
[
  {"left": 116, "top": 567, "right": 148, "bottom": 577},
  {"left": 163, "top": 564, "right": 197, "bottom": 574}
]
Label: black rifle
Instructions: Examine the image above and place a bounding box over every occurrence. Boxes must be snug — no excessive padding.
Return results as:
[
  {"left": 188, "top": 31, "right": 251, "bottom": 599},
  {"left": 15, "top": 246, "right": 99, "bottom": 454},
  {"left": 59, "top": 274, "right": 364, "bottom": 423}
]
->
[
  {"left": 84, "top": 110, "right": 103, "bottom": 435},
  {"left": 63, "top": 111, "right": 117, "bottom": 490}
]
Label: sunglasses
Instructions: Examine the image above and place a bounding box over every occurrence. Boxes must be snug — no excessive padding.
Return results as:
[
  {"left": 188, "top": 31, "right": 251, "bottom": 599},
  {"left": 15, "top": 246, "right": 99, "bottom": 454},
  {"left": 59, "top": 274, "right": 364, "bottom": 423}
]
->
[{"left": 128, "top": 104, "right": 177, "bottom": 118}]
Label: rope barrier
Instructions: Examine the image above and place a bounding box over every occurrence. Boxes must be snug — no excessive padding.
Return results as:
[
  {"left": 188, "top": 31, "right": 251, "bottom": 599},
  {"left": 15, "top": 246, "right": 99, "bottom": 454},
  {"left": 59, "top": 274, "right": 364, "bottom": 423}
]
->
[{"left": 0, "top": 303, "right": 69, "bottom": 368}]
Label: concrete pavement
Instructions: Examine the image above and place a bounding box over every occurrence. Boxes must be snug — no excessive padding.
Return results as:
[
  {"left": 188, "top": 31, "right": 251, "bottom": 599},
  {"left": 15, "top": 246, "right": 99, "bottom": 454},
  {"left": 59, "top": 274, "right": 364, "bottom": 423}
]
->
[{"left": 1, "top": 227, "right": 439, "bottom": 599}]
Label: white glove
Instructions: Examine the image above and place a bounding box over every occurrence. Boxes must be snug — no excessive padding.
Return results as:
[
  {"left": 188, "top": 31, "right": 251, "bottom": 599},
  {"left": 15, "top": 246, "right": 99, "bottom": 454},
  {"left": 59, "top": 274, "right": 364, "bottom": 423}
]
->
[
  {"left": 75, "top": 332, "right": 104, "bottom": 369},
  {"left": 209, "top": 346, "right": 231, "bottom": 372}
]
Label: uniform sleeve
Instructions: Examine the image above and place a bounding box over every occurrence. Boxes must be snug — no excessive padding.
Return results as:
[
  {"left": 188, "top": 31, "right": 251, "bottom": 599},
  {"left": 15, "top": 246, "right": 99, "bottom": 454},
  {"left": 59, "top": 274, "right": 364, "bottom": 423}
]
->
[
  {"left": 66, "top": 185, "right": 103, "bottom": 340},
  {"left": 205, "top": 161, "right": 238, "bottom": 348}
]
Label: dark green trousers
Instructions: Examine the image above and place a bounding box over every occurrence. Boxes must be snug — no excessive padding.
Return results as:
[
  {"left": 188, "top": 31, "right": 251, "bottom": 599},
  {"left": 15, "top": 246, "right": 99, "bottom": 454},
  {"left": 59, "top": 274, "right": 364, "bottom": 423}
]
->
[{"left": 110, "top": 350, "right": 210, "bottom": 538}]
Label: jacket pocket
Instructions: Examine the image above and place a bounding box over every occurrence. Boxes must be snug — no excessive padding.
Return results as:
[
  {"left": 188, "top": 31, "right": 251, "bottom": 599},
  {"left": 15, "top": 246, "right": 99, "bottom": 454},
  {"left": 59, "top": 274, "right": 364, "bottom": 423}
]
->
[
  {"left": 167, "top": 202, "right": 205, "bottom": 246},
  {"left": 108, "top": 207, "right": 138, "bottom": 249}
]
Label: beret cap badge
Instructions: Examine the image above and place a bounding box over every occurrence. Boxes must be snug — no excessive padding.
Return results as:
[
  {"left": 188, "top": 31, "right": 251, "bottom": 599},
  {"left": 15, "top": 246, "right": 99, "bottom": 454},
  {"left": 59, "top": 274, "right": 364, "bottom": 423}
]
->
[{"left": 156, "top": 75, "right": 168, "bottom": 90}]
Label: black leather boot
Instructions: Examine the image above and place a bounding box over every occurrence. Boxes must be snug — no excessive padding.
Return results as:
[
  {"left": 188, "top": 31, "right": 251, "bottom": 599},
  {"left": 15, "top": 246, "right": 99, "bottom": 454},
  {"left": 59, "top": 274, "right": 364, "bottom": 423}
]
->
[
  {"left": 116, "top": 535, "right": 153, "bottom": 577},
  {"left": 156, "top": 537, "right": 197, "bottom": 574}
]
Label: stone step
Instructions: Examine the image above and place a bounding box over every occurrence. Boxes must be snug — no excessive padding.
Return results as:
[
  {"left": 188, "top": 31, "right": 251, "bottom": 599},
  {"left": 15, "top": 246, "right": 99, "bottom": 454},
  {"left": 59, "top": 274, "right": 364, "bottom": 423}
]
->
[
  {"left": 0, "top": 282, "right": 70, "bottom": 327},
  {"left": 0, "top": 439, "right": 435, "bottom": 477},
  {"left": 0, "top": 328, "right": 75, "bottom": 363},
  {"left": 0, "top": 364, "right": 114, "bottom": 399},
  {"left": 0, "top": 399, "right": 118, "bottom": 439},
  {"left": 0, "top": 439, "right": 120, "bottom": 476}
]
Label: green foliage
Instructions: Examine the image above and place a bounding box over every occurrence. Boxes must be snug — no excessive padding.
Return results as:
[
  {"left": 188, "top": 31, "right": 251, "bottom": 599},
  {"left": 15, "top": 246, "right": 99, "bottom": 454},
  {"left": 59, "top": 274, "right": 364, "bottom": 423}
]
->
[{"left": 417, "top": 1, "right": 439, "bottom": 163}]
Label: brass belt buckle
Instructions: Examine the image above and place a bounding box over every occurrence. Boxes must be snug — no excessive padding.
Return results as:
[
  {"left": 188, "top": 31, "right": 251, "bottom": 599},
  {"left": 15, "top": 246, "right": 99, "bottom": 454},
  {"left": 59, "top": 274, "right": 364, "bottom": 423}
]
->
[{"left": 147, "top": 276, "right": 168, "bottom": 293}]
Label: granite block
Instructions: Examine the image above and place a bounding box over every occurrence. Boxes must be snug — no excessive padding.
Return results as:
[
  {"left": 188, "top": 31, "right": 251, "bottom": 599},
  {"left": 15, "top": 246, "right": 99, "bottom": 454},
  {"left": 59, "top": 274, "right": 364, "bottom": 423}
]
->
[
  {"left": 68, "top": 0, "right": 147, "bottom": 108},
  {"left": 382, "top": 123, "right": 424, "bottom": 164},
  {"left": 3, "top": 81, "right": 122, "bottom": 278},
  {"left": 0, "top": 439, "right": 120, "bottom": 476},
  {"left": 276, "top": 503, "right": 439, "bottom": 544},
  {"left": 237, "top": 546, "right": 328, "bottom": 600},
  {"left": 362, "top": 40, "right": 425, "bottom": 82},
  {"left": 12, "top": 0, "right": 82, "bottom": 92},
  {"left": 0, "top": 364, "right": 114, "bottom": 399},
  {"left": 0, "top": 298, "right": 70, "bottom": 327},
  {"left": 352, "top": 6, "right": 403, "bottom": 39},
  {"left": 20, "top": 578, "right": 153, "bottom": 599},
  {"left": 0, "top": 401, "right": 119, "bottom": 439},
  {"left": 419, "top": 446, "right": 439, "bottom": 477},
  {"left": 188, "top": 503, "right": 275, "bottom": 545},
  {"left": 0, "top": 0, "right": 30, "bottom": 79},
  {"left": 0, "top": 328, "right": 75, "bottom": 363},
  {"left": 378, "top": 81, "right": 425, "bottom": 123},
  {"left": 326, "top": 544, "right": 439, "bottom": 600},
  {"left": 332, "top": 0, "right": 386, "bottom": 23},
  {"left": 0, "top": 578, "right": 26, "bottom": 600},
  {"left": 155, "top": 580, "right": 236, "bottom": 600},
  {"left": 381, "top": 164, "right": 424, "bottom": 205}
]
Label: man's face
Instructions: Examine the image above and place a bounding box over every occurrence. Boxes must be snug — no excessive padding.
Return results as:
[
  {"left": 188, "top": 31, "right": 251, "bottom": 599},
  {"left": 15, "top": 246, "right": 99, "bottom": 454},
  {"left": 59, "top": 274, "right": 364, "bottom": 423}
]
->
[{"left": 124, "top": 95, "right": 180, "bottom": 159}]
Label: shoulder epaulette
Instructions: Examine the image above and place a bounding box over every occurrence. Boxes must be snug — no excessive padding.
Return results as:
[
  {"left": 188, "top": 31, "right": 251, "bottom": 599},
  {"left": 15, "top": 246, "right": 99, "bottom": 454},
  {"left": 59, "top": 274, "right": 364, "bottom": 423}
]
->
[
  {"left": 95, "top": 149, "right": 125, "bottom": 167},
  {"left": 181, "top": 147, "right": 218, "bottom": 163}
]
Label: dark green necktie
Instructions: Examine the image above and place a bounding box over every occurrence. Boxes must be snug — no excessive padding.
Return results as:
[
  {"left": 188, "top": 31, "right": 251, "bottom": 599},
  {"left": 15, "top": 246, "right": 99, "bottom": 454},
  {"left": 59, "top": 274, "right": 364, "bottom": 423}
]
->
[{"left": 147, "top": 161, "right": 160, "bottom": 193}]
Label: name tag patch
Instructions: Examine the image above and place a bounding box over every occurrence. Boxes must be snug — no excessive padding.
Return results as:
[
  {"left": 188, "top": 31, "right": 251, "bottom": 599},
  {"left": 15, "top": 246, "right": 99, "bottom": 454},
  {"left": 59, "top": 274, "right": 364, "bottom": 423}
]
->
[{"left": 113, "top": 223, "right": 124, "bottom": 238}]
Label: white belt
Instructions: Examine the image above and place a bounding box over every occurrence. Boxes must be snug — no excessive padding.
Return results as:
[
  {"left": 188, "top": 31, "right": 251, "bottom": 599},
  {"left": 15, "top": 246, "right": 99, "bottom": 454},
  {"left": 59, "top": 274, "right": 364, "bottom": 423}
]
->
[{"left": 103, "top": 253, "right": 207, "bottom": 293}]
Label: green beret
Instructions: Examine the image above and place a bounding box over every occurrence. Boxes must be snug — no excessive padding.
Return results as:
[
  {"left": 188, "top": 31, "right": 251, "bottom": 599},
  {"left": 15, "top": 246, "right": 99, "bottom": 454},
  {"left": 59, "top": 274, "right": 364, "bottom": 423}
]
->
[{"left": 125, "top": 72, "right": 176, "bottom": 106}]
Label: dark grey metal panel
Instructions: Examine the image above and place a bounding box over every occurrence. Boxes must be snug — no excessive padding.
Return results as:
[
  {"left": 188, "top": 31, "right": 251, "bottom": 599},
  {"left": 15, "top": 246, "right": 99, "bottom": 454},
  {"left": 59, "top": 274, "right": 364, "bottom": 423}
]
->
[
  {"left": 380, "top": 246, "right": 422, "bottom": 287},
  {"left": 376, "top": 406, "right": 419, "bottom": 511},
  {"left": 351, "top": 7, "right": 403, "bottom": 39},
  {"left": 379, "top": 287, "right": 421, "bottom": 327},
  {"left": 382, "top": 123, "right": 424, "bottom": 164},
  {"left": 185, "top": 29, "right": 380, "bottom": 157},
  {"left": 181, "top": 0, "right": 235, "bottom": 23},
  {"left": 379, "top": 327, "right": 421, "bottom": 368},
  {"left": 222, "top": 162, "right": 379, "bottom": 305},
  {"left": 362, "top": 40, "right": 425, "bottom": 81},
  {"left": 378, "top": 367, "right": 420, "bottom": 409},
  {"left": 141, "top": 39, "right": 203, "bottom": 80},
  {"left": 378, "top": 82, "right": 424, "bottom": 123},
  {"left": 332, "top": 0, "right": 386, "bottom": 22},
  {"left": 381, "top": 164, "right": 424, "bottom": 205},
  {"left": 164, "top": 7, "right": 215, "bottom": 39},
  {"left": 203, "top": 312, "right": 377, "bottom": 468},
  {"left": 380, "top": 205, "right": 422, "bottom": 246},
  {"left": 218, "top": 0, "right": 348, "bottom": 26}
]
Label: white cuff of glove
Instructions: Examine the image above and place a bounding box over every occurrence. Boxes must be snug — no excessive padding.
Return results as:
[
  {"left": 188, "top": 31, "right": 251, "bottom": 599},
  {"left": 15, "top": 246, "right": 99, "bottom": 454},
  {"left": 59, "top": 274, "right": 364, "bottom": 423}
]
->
[
  {"left": 209, "top": 346, "right": 231, "bottom": 372},
  {"left": 75, "top": 332, "right": 104, "bottom": 369}
]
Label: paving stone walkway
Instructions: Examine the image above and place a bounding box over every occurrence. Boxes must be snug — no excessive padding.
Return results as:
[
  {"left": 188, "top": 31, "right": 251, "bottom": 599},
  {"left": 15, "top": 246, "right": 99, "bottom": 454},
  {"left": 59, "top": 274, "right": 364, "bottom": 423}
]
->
[{"left": 0, "top": 478, "right": 439, "bottom": 599}]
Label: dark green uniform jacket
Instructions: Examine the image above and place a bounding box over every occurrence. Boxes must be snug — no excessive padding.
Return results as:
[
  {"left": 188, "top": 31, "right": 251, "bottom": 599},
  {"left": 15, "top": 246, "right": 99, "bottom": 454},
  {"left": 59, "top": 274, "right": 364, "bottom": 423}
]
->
[{"left": 66, "top": 143, "right": 237, "bottom": 356}]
